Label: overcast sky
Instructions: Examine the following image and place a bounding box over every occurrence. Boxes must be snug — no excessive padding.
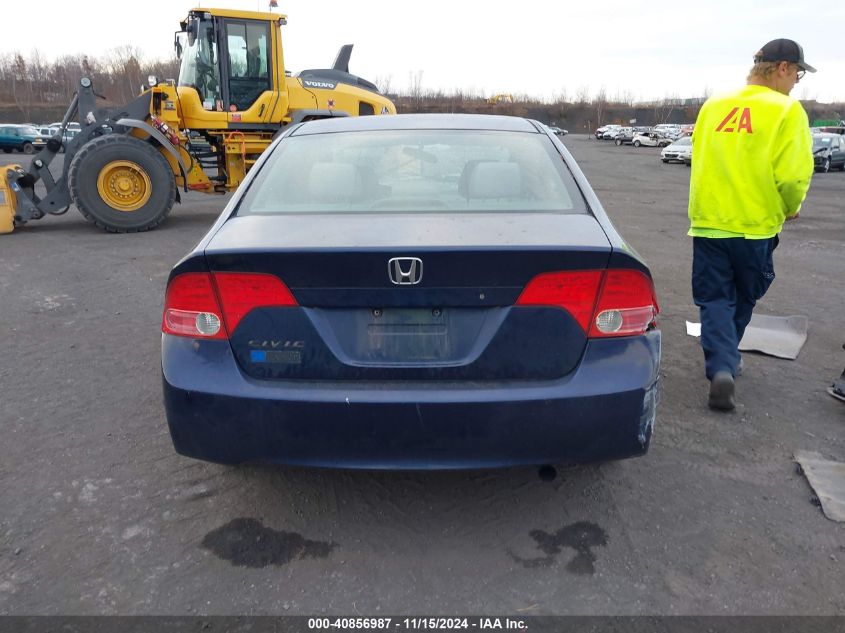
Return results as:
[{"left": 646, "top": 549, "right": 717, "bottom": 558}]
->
[{"left": 7, "top": 0, "right": 845, "bottom": 104}]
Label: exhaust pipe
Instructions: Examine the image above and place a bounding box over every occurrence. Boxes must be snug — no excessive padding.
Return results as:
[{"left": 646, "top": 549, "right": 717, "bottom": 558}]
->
[{"left": 538, "top": 465, "right": 557, "bottom": 482}]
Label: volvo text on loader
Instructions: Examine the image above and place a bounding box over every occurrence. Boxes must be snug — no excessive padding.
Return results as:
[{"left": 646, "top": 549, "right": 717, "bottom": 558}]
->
[{"left": 0, "top": 8, "right": 396, "bottom": 235}]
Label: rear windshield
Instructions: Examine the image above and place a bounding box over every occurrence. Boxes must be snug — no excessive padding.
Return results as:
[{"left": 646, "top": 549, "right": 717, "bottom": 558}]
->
[{"left": 236, "top": 129, "right": 588, "bottom": 215}]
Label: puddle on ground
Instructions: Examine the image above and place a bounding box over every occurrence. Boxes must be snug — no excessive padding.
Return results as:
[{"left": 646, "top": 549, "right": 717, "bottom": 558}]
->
[
  {"left": 511, "top": 521, "right": 608, "bottom": 575},
  {"left": 201, "top": 518, "right": 337, "bottom": 568}
]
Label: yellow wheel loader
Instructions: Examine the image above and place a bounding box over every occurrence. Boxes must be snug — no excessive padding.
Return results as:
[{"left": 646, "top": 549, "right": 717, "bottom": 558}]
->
[{"left": 0, "top": 8, "right": 396, "bottom": 234}]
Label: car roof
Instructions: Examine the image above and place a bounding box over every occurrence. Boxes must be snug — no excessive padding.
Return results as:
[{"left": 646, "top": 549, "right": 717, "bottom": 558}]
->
[{"left": 290, "top": 113, "right": 540, "bottom": 136}]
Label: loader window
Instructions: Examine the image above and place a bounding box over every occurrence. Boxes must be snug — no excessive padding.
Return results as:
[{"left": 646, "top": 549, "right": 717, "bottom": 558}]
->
[
  {"left": 225, "top": 21, "right": 271, "bottom": 112},
  {"left": 178, "top": 18, "right": 222, "bottom": 110}
]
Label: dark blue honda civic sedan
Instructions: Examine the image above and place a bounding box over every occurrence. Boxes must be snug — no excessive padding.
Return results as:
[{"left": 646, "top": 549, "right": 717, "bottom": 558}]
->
[{"left": 161, "top": 114, "right": 661, "bottom": 469}]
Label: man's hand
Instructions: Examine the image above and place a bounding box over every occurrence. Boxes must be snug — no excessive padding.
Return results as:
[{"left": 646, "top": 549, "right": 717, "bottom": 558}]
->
[{"left": 786, "top": 212, "right": 801, "bottom": 222}]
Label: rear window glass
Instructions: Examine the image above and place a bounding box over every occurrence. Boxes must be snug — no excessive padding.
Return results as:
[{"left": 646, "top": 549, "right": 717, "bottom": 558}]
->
[{"left": 236, "top": 129, "right": 587, "bottom": 215}]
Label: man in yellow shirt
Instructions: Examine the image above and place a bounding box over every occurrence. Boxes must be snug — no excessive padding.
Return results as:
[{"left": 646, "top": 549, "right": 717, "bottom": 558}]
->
[{"left": 688, "top": 39, "right": 815, "bottom": 411}]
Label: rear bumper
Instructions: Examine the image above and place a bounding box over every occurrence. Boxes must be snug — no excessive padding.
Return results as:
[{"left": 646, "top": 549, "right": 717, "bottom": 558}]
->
[{"left": 161, "top": 331, "right": 661, "bottom": 469}]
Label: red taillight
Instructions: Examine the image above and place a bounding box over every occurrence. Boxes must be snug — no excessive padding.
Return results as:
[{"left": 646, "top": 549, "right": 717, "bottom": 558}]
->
[
  {"left": 162, "top": 273, "right": 227, "bottom": 339},
  {"left": 212, "top": 272, "right": 297, "bottom": 333},
  {"left": 515, "top": 271, "right": 604, "bottom": 332},
  {"left": 515, "top": 269, "right": 658, "bottom": 338},
  {"left": 588, "top": 269, "right": 659, "bottom": 338},
  {"left": 162, "top": 272, "right": 298, "bottom": 339}
]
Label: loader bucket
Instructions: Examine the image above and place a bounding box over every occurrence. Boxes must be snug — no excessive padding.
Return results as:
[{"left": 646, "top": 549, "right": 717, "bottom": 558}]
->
[{"left": 0, "top": 165, "right": 20, "bottom": 234}]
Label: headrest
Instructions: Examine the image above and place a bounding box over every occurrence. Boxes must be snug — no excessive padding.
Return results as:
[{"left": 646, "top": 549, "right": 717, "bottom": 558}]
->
[
  {"left": 307, "top": 162, "right": 362, "bottom": 202},
  {"left": 460, "top": 161, "right": 522, "bottom": 199}
]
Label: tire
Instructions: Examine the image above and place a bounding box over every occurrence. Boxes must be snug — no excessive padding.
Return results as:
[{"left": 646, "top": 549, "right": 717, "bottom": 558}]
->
[
  {"left": 2, "top": 148, "right": 11, "bottom": 154},
  {"left": 615, "top": 139, "right": 622, "bottom": 146},
  {"left": 822, "top": 158, "right": 831, "bottom": 173},
  {"left": 22, "top": 142, "right": 34, "bottom": 154},
  {"left": 68, "top": 134, "right": 176, "bottom": 233},
  {"left": 633, "top": 140, "right": 641, "bottom": 147}
]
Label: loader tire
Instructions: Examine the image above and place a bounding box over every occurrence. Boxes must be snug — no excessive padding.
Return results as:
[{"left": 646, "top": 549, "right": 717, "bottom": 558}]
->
[{"left": 68, "top": 134, "right": 176, "bottom": 233}]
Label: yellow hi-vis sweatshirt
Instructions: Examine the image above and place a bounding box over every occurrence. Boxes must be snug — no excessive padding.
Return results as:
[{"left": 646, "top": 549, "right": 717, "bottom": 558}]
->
[{"left": 688, "top": 84, "right": 813, "bottom": 237}]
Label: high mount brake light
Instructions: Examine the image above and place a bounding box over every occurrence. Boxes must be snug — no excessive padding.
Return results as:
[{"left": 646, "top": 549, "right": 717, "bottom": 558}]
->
[
  {"left": 516, "top": 269, "right": 658, "bottom": 338},
  {"left": 162, "top": 272, "right": 297, "bottom": 339}
]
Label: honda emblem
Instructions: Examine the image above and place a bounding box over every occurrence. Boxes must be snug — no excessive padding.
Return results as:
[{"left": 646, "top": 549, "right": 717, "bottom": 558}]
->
[{"left": 388, "top": 257, "right": 423, "bottom": 285}]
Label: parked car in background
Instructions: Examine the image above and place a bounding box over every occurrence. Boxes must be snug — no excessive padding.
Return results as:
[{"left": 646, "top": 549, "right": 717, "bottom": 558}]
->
[
  {"left": 595, "top": 124, "right": 622, "bottom": 139},
  {"left": 812, "top": 133, "right": 845, "bottom": 172},
  {"left": 547, "top": 125, "right": 568, "bottom": 136},
  {"left": 62, "top": 128, "right": 79, "bottom": 142},
  {"left": 161, "top": 113, "right": 661, "bottom": 469},
  {"left": 600, "top": 125, "right": 623, "bottom": 139},
  {"left": 34, "top": 127, "right": 54, "bottom": 149},
  {"left": 34, "top": 126, "right": 81, "bottom": 153},
  {"left": 604, "top": 126, "right": 627, "bottom": 140},
  {"left": 812, "top": 126, "right": 845, "bottom": 136},
  {"left": 633, "top": 132, "right": 672, "bottom": 147},
  {"left": 652, "top": 124, "right": 681, "bottom": 139},
  {"left": 661, "top": 136, "right": 692, "bottom": 163},
  {"left": 614, "top": 127, "right": 636, "bottom": 145},
  {"left": 0, "top": 125, "right": 44, "bottom": 154},
  {"left": 48, "top": 121, "right": 81, "bottom": 132}
]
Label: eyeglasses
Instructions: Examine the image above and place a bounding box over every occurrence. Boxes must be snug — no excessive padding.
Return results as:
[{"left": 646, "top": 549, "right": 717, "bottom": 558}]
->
[{"left": 796, "top": 69, "right": 806, "bottom": 81}]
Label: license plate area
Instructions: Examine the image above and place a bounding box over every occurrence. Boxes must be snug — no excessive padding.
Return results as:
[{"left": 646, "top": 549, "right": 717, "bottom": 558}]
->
[{"left": 366, "top": 308, "right": 449, "bottom": 362}]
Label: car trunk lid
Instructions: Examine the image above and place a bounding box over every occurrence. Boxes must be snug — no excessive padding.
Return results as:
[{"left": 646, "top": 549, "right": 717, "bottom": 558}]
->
[{"left": 204, "top": 213, "right": 613, "bottom": 381}]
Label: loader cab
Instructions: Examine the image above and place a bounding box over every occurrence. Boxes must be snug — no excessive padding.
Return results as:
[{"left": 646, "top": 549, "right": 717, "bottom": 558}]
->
[
  {"left": 178, "top": 15, "right": 223, "bottom": 110},
  {"left": 176, "top": 9, "right": 286, "bottom": 125}
]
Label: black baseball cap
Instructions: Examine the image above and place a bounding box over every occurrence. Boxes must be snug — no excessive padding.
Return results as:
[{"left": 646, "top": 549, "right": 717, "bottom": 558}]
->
[{"left": 755, "top": 38, "right": 816, "bottom": 73}]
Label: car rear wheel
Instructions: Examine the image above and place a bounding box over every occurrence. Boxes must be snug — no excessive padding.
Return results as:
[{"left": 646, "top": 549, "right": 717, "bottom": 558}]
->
[
  {"left": 2, "top": 148, "right": 11, "bottom": 154},
  {"left": 22, "top": 142, "right": 34, "bottom": 154},
  {"left": 615, "top": 139, "right": 622, "bottom": 146},
  {"left": 633, "top": 140, "right": 641, "bottom": 147},
  {"left": 823, "top": 158, "right": 831, "bottom": 173}
]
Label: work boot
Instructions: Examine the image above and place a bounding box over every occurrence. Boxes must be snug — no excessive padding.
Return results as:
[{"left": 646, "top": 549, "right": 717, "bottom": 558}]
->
[{"left": 708, "top": 371, "right": 736, "bottom": 411}]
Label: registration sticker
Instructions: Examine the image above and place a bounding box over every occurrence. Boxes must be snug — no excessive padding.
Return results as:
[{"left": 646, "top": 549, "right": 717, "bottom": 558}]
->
[{"left": 250, "top": 350, "right": 301, "bottom": 364}]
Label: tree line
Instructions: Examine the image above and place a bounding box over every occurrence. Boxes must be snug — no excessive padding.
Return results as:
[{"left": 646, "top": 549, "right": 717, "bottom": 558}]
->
[
  {"left": 0, "top": 48, "right": 179, "bottom": 123},
  {"left": 1, "top": 49, "right": 841, "bottom": 131}
]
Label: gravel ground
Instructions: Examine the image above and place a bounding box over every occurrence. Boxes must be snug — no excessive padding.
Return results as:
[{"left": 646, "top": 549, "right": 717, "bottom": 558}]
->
[{"left": 0, "top": 137, "right": 843, "bottom": 615}]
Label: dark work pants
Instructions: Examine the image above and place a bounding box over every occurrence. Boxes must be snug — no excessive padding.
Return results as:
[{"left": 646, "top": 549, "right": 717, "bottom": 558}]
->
[{"left": 692, "top": 236, "right": 778, "bottom": 380}]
